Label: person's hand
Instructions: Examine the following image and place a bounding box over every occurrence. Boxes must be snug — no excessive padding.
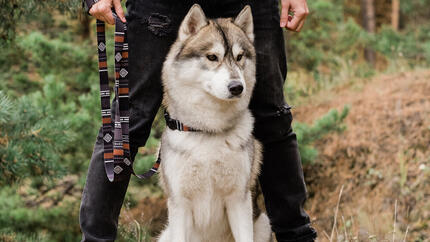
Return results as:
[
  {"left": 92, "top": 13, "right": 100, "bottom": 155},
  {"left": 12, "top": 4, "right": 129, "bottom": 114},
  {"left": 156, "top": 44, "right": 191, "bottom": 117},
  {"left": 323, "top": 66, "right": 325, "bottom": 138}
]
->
[
  {"left": 280, "top": 0, "right": 309, "bottom": 32},
  {"left": 89, "top": 0, "right": 126, "bottom": 24}
]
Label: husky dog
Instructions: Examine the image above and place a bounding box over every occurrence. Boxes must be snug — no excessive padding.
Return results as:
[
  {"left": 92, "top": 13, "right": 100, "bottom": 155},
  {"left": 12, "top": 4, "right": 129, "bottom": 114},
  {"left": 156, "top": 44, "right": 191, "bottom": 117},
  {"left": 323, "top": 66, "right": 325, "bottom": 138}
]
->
[{"left": 157, "top": 4, "right": 271, "bottom": 242}]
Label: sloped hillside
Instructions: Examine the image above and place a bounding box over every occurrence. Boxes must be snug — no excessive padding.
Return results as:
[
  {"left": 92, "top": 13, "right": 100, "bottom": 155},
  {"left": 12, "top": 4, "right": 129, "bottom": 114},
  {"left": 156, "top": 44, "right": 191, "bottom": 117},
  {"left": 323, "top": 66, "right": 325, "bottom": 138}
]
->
[{"left": 295, "top": 70, "right": 430, "bottom": 241}]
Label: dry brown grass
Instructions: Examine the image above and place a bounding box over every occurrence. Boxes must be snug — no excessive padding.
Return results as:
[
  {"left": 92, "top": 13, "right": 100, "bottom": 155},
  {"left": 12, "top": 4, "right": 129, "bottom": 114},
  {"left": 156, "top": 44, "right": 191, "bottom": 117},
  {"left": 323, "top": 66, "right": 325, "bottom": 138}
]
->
[{"left": 296, "top": 69, "right": 430, "bottom": 241}]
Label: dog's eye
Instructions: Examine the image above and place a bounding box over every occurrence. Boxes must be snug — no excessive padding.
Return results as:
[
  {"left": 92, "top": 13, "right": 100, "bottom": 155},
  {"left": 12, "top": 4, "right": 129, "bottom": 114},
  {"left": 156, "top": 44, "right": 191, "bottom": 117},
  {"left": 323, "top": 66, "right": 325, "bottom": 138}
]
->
[
  {"left": 206, "top": 54, "right": 218, "bottom": 62},
  {"left": 236, "top": 54, "right": 243, "bottom": 62}
]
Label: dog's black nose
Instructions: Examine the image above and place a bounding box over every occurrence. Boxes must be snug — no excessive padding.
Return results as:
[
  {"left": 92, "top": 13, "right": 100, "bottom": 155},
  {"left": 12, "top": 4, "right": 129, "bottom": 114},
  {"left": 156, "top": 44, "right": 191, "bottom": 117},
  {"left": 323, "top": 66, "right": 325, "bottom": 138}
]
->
[{"left": 228, "top": 81, "right": 243, "bottom": 96}]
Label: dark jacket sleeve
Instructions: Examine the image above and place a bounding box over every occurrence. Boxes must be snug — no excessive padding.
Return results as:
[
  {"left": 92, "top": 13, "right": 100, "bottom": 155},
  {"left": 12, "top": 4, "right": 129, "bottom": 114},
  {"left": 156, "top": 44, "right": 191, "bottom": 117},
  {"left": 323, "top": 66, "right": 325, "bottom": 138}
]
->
[{"left": 83, "top": 0, "right": 97, "bottom": 14}]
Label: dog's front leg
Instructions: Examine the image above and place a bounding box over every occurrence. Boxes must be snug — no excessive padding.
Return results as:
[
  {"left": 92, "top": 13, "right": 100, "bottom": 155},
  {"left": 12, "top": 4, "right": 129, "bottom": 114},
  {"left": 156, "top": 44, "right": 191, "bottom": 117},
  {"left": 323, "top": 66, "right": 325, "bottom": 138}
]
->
[
  {"left": 167, "top": 198, "right": 192, "bottom": 242},
  {"left": 226, "top": 191, "right": 254, "bottom": 242}
]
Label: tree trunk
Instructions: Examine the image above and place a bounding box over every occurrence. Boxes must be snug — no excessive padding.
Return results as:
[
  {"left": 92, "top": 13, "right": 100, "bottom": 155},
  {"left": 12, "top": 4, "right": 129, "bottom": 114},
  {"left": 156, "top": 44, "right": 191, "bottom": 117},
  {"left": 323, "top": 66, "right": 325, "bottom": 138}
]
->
[
  {"left": 79, "top": 12, "right": 91, "bottom": 40},
  {"left": 391, "top": 0, "right": 400, "bottom": 30},
  {"left": 361, "top": 0, "right": 376, "bottom": 66}
]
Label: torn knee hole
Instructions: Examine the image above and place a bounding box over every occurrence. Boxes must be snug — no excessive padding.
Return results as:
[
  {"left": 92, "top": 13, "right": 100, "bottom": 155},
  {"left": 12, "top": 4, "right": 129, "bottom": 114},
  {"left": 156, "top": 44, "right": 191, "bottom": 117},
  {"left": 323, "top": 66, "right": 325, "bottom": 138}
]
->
[
  {"left": 275, "top": 104, "right": 292, "bottom": 117},
  {"left": 143, "top": 13, "right": 171, "bottom": 36}
]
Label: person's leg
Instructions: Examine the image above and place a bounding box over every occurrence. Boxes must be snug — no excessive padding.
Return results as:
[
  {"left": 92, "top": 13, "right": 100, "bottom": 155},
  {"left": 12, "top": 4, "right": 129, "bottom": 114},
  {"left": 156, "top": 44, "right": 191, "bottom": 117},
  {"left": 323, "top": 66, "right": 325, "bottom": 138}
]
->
[
  {"left": 79, "top": 128, "right": 136, "bottom": 242},
  {"left": 249, "top": 1, "right": 317, "bottom": 241},
  {"left": 79, "top": 1, "right": 192, "bottom": 241},
  {"left": 210, "top": 0, "right": 317, "bottom": 241}
]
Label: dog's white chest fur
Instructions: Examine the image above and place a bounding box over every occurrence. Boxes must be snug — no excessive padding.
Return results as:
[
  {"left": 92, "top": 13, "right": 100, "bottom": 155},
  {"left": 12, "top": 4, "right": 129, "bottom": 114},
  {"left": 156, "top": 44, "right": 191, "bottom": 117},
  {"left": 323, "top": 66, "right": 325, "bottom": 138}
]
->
[
  {"left": 158, "top": 111, "right": 266, "bottom": 242},
  {"left": 164, "top": 133, "right": 251, "bottom": 197},
  {"left": 162, "top": 114, "right": 253, "bottom": 194}
]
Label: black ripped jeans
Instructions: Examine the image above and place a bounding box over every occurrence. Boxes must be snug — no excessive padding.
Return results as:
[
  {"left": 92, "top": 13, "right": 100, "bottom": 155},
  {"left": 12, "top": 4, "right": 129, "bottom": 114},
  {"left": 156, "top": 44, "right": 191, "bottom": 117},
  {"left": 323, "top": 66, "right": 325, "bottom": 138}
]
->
[{"left": 79, "top": 0, "right": 317, "bottom": 241}]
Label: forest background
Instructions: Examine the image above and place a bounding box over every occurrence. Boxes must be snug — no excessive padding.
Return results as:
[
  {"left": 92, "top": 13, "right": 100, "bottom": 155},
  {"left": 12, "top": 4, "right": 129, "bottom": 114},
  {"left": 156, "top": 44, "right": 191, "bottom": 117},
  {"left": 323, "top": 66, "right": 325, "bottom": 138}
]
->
[{"left": 0, "top": 0, "right": 429, "bottom": 241}]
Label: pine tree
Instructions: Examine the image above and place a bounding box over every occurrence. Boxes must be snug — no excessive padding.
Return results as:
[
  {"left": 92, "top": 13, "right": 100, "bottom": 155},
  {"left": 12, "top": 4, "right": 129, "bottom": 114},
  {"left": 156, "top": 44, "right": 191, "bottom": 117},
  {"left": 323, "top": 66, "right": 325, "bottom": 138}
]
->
[
  {"left": 0, "top": 0, "right": 80, "bottom": 43},
  {"left": 294, "top": 105, "right": 350, "bottom": 164},
  {"left": 0, "top": 92, "right": 71, "bottom": 185}
]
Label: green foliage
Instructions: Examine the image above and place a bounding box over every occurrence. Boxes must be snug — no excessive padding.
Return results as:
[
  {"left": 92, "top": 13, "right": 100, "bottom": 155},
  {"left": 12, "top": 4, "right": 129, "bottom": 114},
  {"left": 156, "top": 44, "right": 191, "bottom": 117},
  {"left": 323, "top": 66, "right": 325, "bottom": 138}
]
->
[
  {"left": 287, "top": 0, "right": 367, "bottom": 73},
  {"left": 285, "top": 0, "right": 430, "bottom": 103},
  {"left": 2, "top": 29, "right": 102, "bottom": 174},
  {"left": 0, "top": 15, "right": 100, "bottom": 238},
  {"left": 0, "top": 92, "right": 70, "bottom": 184},
  {"left": 29, "top": 75, "right": 100, "bottom": 174},
  {"left": 117, "top": 221, "right": 152, "bottom": 242},
  {"left": 18, "top": 32, "right": 96, "bottom": 85},
  {"left": 400, "top": 0, "right": 430, "bottom": 25},
  {"left": 0, "top": 8, "right": 127, "bottom": 237},
  {"left": 294, "top": 105, "right": 350, "bottom": 164},
  {"left": 371, "top": 25, "right": 430, "bottom": 64},
  {"left": 283, "top": 0, "right": 373, "bottom": 103},
  {"left": 0, "top": 0, "right": 80, "bottom": 43},
  {"left": 0, "top": 186, "right": 80, "bottom": 242},
  {"left": 0, "top": 232, "right": 47, "bottom": 242}
]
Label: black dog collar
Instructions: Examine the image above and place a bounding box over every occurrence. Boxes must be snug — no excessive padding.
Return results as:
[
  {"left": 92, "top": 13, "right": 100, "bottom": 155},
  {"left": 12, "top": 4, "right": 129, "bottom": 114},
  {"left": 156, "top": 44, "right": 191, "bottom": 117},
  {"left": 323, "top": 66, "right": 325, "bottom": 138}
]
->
[{"left": 164, "top": 111, "right": 201, "bottom": 132}]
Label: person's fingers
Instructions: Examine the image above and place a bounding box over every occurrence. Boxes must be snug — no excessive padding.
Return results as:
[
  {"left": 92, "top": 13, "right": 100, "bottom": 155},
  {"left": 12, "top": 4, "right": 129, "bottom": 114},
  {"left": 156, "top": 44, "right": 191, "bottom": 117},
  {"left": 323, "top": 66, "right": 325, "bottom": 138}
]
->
[
  {"left": 285, "top": 15, "right": 301, "bottom": 31},
  {"left": 89, "top": 5, "right": 96, "bottom": 16},
  {"left": 113, "top": 0, "right": 126, "bottom": 23},
  {"left": 95, "top": 11, "right": 113, "bottom": 25},
  {"left": 104, "top": 11, "right": 115, "bottom": 25},
  {"left": 89, "top": 0, "right": 115, "bottom": 25},
  {"left": 91, "top": 9, "right": 103, "bottom": 22},
  {"left": 97, "top": 14, "right": 110, "bottom": 24},
  {"left": 298, "top": 1, "right": 309, "bottom": 32},
  {"left": 92, "top": 11, "right": 104, "bottom": 22},
  {"left": 286, "top": 7, "right": 308, "bottom": 31},
  {"left": 101, "top": 1, "right": 115, "bottom": 25},
  {"left": 295, "top": 18, "right": 306, "bottom": 32},
  {"left": 280, "top": 0, "right": 291, "bottom": 27}
]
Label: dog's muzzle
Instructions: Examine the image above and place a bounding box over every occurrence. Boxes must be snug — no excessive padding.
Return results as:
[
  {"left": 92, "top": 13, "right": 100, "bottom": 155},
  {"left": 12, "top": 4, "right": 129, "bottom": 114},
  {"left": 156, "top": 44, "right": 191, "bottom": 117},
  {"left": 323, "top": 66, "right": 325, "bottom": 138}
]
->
[{"left": 228, "top": 81, "right": 244, "bottom": 96}]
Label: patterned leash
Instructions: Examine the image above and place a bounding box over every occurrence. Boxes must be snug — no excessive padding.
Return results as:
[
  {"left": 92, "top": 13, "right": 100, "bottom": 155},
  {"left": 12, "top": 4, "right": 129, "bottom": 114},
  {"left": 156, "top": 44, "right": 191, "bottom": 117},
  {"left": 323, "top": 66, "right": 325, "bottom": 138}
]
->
[{"left": 96, "top": 14, "right": 160, "bottom": 182}]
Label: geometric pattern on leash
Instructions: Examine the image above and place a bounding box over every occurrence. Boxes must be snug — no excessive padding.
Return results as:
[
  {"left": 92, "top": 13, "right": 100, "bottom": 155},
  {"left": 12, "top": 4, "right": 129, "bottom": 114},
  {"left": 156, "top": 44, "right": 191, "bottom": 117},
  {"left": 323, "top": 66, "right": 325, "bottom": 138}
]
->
[{"left": 96, "top": 15, "right": 161, "bottom": 182}]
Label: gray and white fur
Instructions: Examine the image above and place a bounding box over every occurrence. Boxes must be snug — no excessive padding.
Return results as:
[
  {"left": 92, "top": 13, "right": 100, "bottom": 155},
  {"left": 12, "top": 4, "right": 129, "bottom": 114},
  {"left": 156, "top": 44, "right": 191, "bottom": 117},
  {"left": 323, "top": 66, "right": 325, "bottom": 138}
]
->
[{"left": 157, "top": 4, "right": 271, "bottom": 242}]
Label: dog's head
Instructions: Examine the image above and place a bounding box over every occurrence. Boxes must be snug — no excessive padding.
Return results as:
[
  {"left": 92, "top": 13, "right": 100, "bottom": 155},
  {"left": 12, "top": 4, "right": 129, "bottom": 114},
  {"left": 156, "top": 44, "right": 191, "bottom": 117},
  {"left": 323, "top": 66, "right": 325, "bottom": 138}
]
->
[{"left": 163, "top": 4, "right": 256, "bottom": 106}]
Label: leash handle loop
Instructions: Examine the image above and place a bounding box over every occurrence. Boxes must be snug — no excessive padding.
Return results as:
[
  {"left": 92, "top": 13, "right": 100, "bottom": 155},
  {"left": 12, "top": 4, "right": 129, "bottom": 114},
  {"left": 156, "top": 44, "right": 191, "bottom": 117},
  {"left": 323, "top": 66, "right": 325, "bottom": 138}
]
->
[{"left": 96, "top": 16, "right": 160, "bottom": 182}]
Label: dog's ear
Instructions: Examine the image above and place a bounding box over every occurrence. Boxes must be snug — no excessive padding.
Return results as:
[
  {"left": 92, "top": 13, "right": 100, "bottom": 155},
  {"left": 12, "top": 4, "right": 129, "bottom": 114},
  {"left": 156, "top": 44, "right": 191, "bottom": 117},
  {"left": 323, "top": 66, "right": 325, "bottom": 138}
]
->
[
  {"left": 234, "top": 5, "right": 254, "bottom": 42},
  {"left": 178, "top": 4, "right": 208, "bottom": 41}
]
